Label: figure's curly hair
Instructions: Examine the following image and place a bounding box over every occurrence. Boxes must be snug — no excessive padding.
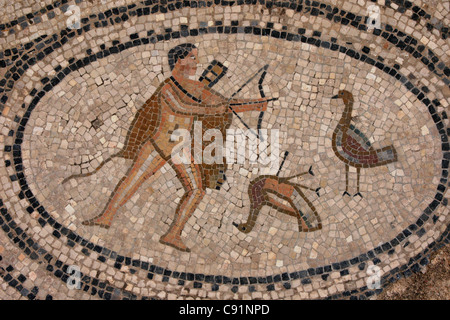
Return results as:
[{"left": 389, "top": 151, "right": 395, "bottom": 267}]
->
[{"left": 168, "top": 43, "right": 197, "bottom": 70}]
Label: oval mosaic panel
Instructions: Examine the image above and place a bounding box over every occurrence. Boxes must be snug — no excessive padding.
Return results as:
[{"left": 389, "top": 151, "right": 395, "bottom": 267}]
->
[{"left": 0, "top": 0, "right": 449, "bottom": 300}]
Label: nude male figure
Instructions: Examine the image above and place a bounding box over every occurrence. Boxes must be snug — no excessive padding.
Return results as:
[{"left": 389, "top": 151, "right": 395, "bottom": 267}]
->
[{"left": 79, "top": 44, "right": 273, "bottom": 252}]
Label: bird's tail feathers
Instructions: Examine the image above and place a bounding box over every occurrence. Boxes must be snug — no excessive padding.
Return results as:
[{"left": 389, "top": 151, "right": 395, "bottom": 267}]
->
[{"left": 376, "top": 145, "right": 397, "bottom": 163}]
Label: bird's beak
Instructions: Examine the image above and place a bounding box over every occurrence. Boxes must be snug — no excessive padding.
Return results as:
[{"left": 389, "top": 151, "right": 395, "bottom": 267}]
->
[{"left": 331, "top": 95, "right": 339, "bottom": 99}]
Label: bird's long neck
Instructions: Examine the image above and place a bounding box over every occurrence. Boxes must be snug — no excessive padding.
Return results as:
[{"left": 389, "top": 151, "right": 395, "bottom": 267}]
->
[{"left": 339, "top": 98, "right": 354, "bottom": 126}]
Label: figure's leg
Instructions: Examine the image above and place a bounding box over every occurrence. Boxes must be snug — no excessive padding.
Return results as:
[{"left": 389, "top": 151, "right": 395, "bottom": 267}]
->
[
  {"left": 82, "top": 141, "right": 165, "bottom": 228},
  {"left": 259, "top": 178, "right": 321, "bottom": 232},
  {"left": 354, "top": 168, "right": 363, "bottom": 198},
  {"left": 160, "top": 160, "right": 205, "bottom": 252},
  {"left": 343, "top": 164, "right": 351, "bottom": 196},
  {"left": 291, "top": 187, "right": 321, "bottom": 231},
  {"left": 266, "top": 195, "right": 309, "bottom": 231},
  {"left": 117, "top": 158, "right": 165, "bottom": 207},
  {"left": 234, "top": 178, "right": 268, "bottom": 233},
  {"left": 289, "top": 182, "right": 321, "bottom": 197},
  {"left": 262, "top": 179, "right": 310, "bottom": 231},
  {"left": 280, "top": 165, "right": 315, "bottom": 182}
]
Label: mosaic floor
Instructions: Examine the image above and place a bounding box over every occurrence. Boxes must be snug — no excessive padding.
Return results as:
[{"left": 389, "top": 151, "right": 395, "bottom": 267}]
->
[{"left": 0, "top": 0, "right": 449, "bottom": 300}]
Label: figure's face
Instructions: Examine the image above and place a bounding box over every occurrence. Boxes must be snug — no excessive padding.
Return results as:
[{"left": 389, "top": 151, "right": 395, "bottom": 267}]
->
[
  {"left": 175, "top": 49, "right": 198, "bottom": 77},
  {"left": 237, "top": 223, "right": 251, "bottom": 233}
]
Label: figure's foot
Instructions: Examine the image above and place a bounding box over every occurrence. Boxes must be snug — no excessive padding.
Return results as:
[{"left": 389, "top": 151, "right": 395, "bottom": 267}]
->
[
  {"left": 81, "top": 217, "right": 111, "bottom": 229},
  {"left": 343, "top": 191, "right": 351, "bottom": 197},
  {"left": 159, "top": 234, "right": 191, "bottom": 252},
  {"left": 353, "top": 192, "right": 363, "bottom": 198},
  {"left": 308, "top": 166, "right": 314, "bottom": 176}
]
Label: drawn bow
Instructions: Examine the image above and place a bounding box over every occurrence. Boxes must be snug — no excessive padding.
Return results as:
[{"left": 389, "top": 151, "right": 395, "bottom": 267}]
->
[
  {"left": 228, "top": 64, "right": 273, "bottom": 141},
  {"left": 257, "top": 65, "right": 268, "bottom": 142}
]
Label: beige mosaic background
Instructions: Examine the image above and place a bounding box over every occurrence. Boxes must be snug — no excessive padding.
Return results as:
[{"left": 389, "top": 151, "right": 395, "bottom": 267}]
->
[
  {"left": 21, "top": 36, "right": 440, "bottom": 277},
  {"left": 0, "top": 0, "right": 448, "bottom": 299}
]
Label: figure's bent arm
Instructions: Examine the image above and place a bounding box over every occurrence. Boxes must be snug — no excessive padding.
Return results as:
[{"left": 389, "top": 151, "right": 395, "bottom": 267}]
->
[{"left": 163, "top": 83, "right": 229, "bottom": 115}]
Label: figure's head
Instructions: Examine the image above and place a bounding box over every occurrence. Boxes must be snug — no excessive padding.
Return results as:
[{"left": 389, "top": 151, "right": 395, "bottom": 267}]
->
[
  {"left": 232, "top": 222, "right": 252, "bottom": 234},
  {"left": 168, "top": 43, "right": 198, "bottom": 77},
  {"left": 331, "top": 90, "right": 354, "bottom": 103}
]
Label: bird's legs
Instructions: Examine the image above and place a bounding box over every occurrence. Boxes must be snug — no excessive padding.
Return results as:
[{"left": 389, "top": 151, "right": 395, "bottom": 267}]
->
[
  {"left": 354, "top": 167, "right": 363, "bottom": 198},
  {"left": 343, "top": 164, "right": 351, "bottom": 196}
]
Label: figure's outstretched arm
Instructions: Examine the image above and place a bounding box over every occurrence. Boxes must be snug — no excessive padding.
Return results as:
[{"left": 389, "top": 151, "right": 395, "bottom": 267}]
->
[
  {"left": 206, "top": 88, "right": 273, "bottom": 113},
  {"left": 163, "top": 82, "right": 273, "bottom": 115},
  {"left": 228, "top": 98, "right": 270, "bottom": 113}
]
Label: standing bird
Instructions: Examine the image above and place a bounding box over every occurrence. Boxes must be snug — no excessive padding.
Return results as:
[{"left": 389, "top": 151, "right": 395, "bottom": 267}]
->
[{"left": 331, "top": 90, "right": 398, "bottom": 197}]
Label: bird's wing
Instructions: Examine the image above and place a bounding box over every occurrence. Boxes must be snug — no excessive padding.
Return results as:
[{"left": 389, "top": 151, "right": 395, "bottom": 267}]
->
[{"left": 348, "top": 124, "right": 372, "bottom": 151}]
